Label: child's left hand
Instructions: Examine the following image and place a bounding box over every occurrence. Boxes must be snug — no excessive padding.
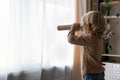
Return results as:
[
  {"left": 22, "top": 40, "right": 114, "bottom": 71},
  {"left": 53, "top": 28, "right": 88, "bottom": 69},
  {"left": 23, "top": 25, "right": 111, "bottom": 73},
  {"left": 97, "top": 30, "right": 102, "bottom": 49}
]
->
[{"left": 71, "top": 23, "right": 80, "bottom": 31}]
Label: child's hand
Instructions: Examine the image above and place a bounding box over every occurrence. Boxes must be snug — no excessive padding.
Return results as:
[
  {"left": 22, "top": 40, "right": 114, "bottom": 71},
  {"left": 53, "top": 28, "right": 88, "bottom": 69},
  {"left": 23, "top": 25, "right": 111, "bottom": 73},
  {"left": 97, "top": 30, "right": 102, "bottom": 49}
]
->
[{"left": 71, "top": 23, "right": 80, "bottom": 31}]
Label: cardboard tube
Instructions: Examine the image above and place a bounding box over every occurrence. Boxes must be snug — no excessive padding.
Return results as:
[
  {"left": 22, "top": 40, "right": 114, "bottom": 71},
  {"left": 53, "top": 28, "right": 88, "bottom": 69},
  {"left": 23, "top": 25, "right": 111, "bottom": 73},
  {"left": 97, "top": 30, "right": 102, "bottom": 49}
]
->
[{"left": 57, "top": 25, "right": 72, "bottom": 30}]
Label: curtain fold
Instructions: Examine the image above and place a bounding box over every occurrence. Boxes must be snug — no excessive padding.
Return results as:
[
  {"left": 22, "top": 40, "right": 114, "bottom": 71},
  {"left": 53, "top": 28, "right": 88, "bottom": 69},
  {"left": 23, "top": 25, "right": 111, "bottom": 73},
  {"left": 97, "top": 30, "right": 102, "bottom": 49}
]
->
[
  {"left": 72, "top": 0, "right": 87, "bottom": 80},
  {"left": 71, "top": 0, "right": 81, "bottom": 80},
  {"left": 0, "top": 0, "right": 75, "bottom": 80}
]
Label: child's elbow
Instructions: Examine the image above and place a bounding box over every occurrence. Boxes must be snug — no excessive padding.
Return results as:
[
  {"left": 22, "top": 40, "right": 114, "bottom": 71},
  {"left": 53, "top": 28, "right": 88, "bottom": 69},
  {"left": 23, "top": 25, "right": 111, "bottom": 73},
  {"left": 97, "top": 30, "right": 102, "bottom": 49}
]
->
[
  {"left": 68, "top": 38, "right": 75, "bottom": 44},
  {"left": 67, "top": 35, "right": 77, "bottom": 45},
  {"left": 68, "top": 39, "right": 72, "bottom": 44}
]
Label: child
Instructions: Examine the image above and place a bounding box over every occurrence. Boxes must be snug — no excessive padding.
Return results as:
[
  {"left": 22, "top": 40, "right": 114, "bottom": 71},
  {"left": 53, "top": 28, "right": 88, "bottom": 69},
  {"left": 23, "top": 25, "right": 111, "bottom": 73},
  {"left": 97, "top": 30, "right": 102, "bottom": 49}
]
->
[{"left": 68, "top": 11, "right": 108, "bottom": 80}]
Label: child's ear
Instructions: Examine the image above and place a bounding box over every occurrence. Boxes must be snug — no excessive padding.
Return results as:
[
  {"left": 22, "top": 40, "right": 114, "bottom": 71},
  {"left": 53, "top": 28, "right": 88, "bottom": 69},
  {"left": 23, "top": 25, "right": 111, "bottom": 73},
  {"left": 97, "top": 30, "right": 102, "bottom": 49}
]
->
[
  {"left": 89, "top": 23, "right": 92, "bottom": 27},
  {"left": 88, "top": 23, "right": 93, "bottom": 32}
]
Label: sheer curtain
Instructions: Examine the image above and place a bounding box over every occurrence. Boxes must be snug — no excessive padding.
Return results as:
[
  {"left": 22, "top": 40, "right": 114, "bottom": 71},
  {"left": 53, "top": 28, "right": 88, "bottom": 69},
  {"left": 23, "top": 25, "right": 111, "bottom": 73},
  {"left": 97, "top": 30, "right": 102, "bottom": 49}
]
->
[{"left": 0, "top": 0, "right": 75, "bottom": 80}]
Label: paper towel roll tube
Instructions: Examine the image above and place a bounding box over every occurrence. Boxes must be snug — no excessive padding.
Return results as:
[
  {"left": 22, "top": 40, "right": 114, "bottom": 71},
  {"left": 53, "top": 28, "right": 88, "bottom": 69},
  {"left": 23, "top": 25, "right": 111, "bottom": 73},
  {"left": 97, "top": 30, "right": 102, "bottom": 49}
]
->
[{"left": 57, "top": 25, "right": 72, "bottom": 31}]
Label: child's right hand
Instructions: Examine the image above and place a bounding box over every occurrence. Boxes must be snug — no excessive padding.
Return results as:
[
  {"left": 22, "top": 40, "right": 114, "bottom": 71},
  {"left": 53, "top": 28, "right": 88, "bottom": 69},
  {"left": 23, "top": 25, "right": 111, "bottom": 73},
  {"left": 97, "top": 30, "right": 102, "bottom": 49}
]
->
[{"left": 71, "top": 23, "right": 80, "bottom": 31}]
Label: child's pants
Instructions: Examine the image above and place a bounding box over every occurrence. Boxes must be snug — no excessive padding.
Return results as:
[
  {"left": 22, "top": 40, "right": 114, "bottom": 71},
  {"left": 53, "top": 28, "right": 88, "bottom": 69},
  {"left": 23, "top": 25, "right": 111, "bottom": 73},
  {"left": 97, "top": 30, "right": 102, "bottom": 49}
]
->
[{"left": 83, "top": 72, "right": 105, "bottom": 80}]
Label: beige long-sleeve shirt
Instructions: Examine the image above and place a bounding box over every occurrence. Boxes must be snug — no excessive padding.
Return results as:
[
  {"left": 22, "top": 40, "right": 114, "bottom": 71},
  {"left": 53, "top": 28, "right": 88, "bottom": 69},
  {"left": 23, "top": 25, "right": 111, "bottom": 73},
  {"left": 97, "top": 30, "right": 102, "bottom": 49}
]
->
[{"left": 68, "top": 30, "right": 105, "bottom": 74}]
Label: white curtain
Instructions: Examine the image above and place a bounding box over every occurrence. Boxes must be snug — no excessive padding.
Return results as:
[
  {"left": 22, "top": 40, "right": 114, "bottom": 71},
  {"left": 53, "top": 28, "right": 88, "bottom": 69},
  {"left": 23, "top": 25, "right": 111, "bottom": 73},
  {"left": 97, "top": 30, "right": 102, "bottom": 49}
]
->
[{"left": 0, "top": 0, "right": 75, "bottom": 80}]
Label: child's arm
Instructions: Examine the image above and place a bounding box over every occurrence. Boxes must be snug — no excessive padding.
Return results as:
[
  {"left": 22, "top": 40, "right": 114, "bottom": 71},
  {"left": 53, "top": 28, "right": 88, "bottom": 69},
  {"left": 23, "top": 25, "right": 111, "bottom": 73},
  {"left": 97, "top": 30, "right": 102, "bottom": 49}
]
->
[{"left": 67, "top": 23, "right": 91, "bottom": 46}]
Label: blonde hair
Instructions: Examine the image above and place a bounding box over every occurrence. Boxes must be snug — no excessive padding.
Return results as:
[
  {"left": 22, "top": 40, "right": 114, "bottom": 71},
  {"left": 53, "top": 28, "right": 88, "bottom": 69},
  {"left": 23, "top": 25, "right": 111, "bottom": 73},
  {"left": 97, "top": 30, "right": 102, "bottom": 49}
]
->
[{"left": 81, "top": 11, "right": 108, "bottom": 38}]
